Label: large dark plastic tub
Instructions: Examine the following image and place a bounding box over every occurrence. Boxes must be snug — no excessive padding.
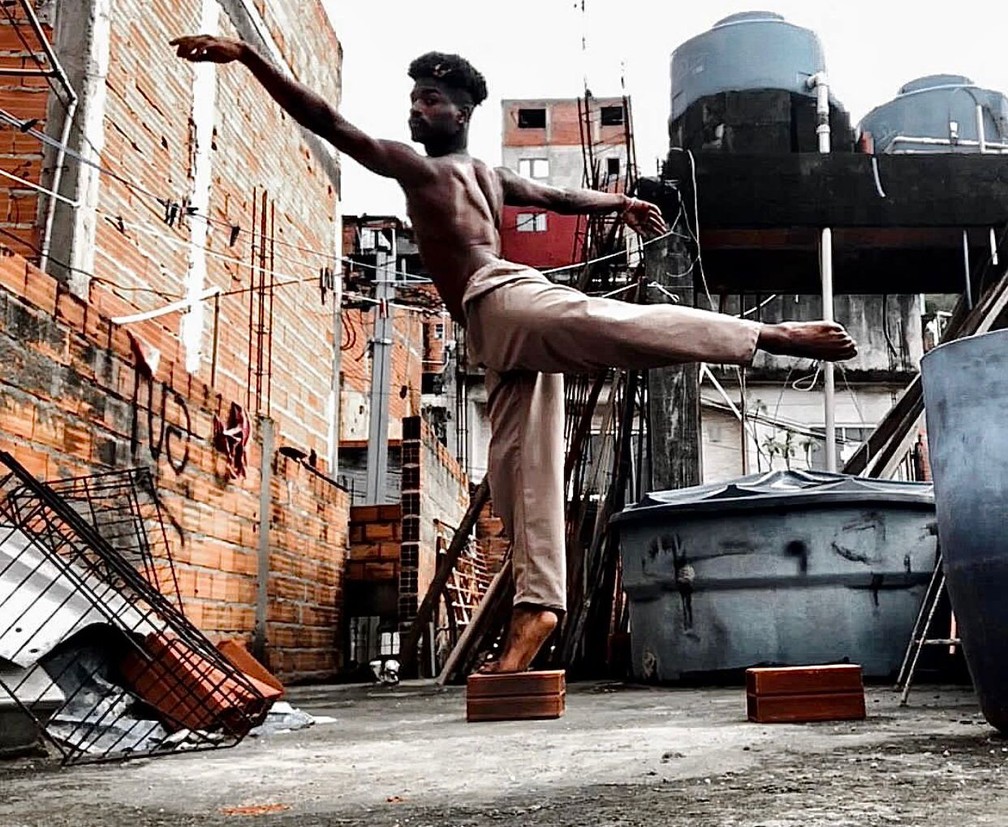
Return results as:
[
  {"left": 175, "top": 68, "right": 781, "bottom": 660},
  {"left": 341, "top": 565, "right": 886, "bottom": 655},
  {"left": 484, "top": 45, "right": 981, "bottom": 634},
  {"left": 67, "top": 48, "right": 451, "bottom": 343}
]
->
[
  {"left": 922, "top": 328, "right": 1008, "bottom": 732},
  {"left": 613, "top": 470, "right": 937, "bottom": 682}
]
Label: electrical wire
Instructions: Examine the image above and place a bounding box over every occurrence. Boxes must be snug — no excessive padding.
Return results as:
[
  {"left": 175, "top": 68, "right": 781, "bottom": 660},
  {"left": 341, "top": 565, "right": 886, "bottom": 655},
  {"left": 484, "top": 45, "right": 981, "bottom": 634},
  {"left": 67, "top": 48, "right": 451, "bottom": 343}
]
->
[
  {"left": 792, "top": 363, "right": 822, "bottom": 392},
  {"left": 671, "top": 147, "right": 717, "bottom": 312},
  {"left": 0, "top": 101, "right": 762, "bottom": 327},
  {"left": 740, "top": 294, "right": 778, "bottom": 318},
  {"left": 0, "top": 107, "right": 699, "bottom": 287}
]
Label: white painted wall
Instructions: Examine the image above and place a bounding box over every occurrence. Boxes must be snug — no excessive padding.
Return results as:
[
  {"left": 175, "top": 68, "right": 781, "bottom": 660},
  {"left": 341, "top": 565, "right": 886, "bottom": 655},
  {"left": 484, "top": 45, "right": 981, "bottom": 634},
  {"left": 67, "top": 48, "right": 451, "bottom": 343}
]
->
[
  {"left": 180, "top": 0, "right": 220, "bottom": 374},
  {"left": 701, "top": 380, "right": 905, "bottom": 483}
]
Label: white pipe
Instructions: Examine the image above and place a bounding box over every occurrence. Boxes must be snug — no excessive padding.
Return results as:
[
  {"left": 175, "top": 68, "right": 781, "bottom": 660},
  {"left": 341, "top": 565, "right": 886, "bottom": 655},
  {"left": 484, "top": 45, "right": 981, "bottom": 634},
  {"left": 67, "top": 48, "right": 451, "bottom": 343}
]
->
[
  {"left": 975, "top": 106, "right": 1000, "bottom": 266},
  {"left": 111, "top": 286, "right": 221, "bottom": 325},
  {"left": 976, "top": 104, "right": 987, "bottom": 153},
  {"left": 889, "top": 135, "right": 1008, "bottom": 150},
  {"left": 821, "top": 228, "right": 837, "bottom": 472},
  {"left": 0, "top": 168, "right": 78, "bottom": 206},
  {"left": 962, "top": 230, "right": 973, "bottom": 309},
  {"left": 18, "top": 0, "right": 80, "bottom": 273},
  {"left": 808, "top": 72, "right": 837, "bottom": 472},
  {"left": 40, "top": 96, "right": 77, "bottom": 273},
  {"left": 810, "top": 76, "right": 826, "bottom": 153}
]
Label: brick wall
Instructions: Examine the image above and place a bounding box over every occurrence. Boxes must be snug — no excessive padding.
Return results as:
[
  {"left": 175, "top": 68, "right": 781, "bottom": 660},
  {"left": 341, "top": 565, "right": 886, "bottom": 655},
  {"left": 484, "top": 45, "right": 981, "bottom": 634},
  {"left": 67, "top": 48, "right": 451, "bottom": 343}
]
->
[
  {"left": 0, "top": 248, "right": 348, "bottom": 682},
  {"left": 0, "top": 0, "right": 349, "bottom": 682},
  {"left": 475, "top": 496, "right": 509, "bottom": 576},
  {"left": 502, "top": 98, "right": 628, "bottom": 148},
  {"left": 418, "top": 417, "right": 468, "bottom": 598},
  {"left": 0, "top": 0, "right": 343, "bottom": 458},
  {"left": 0, "top": 6, "right": 50, "bottom": 259},
  {"left": 265, "top": 455, "right": 348, "bottom": 680}
]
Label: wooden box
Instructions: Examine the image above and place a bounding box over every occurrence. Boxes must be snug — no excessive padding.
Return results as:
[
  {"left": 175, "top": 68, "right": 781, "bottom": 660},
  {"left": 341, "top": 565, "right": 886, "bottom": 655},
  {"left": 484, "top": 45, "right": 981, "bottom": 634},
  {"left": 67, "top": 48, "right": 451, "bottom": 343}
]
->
[
  {"left": 746, "top": 664, "right": 866, "bottom": 724},
  {"left": 466, "top": 669, "right": 566, "bottom": 723}
]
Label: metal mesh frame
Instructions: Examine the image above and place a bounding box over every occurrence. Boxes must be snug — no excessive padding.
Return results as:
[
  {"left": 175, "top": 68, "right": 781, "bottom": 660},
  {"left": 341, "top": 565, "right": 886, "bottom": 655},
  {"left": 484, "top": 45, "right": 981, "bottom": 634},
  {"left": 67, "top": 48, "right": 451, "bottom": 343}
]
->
[
  {"left": 0, "top": 453, "right": 270, "bottom": 764},
  {"left": 43, "top": 467, "right": 184, "bottom": 612}
]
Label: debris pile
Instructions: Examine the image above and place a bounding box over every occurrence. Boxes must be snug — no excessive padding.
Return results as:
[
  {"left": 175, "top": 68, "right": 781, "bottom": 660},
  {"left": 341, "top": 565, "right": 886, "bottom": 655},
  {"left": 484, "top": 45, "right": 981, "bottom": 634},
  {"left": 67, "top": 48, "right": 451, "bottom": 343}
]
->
[{"left": 0, "top": 457, "right": 286, "bottom": 764}]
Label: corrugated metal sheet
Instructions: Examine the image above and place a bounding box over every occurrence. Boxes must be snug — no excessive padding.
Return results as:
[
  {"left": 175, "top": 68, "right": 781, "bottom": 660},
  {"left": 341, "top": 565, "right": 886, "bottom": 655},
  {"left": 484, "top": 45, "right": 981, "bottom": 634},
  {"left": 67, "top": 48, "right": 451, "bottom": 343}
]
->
[{"left": 0, "top": 524, "right": 158, "bottom": 668}]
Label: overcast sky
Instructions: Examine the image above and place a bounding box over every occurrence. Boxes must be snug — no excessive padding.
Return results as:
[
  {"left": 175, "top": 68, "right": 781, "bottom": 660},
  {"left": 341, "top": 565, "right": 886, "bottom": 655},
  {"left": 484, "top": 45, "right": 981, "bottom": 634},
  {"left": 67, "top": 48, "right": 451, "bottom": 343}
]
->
[{"left": 324, "top": 1, "right": 1008, "bottom": 217}]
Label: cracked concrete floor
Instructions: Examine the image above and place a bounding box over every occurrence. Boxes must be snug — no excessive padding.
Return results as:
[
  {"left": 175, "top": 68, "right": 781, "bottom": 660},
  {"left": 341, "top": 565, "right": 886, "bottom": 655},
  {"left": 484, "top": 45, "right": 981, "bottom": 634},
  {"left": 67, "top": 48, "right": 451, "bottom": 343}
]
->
[{"left": 1, "top": 682, "right": 1005, "bottom": 826}]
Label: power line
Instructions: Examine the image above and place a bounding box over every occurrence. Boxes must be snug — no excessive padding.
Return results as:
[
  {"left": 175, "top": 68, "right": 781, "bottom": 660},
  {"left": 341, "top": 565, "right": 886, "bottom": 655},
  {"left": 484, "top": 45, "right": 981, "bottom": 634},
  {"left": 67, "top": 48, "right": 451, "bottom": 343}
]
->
[{"left": 0, "top": 107, "right": 690, "bottom": 285}]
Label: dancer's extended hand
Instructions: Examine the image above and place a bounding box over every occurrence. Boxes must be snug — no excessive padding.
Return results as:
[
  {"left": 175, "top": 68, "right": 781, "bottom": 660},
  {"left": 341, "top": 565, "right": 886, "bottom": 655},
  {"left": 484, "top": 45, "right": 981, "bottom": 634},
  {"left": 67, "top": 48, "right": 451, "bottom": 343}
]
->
[
  {"left": 623, "top": 197, "right": 667, "bottom": 238},
  {"left": 170, "top": 34, "right": 245, "bottom": 64}
]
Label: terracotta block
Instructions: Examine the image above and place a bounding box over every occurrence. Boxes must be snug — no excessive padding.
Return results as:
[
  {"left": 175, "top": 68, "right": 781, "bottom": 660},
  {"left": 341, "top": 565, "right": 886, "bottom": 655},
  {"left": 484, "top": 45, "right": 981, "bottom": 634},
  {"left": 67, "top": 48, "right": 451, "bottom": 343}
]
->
[
  {"left": 746, "top": 664, "right": 864, "bottom": 697},
  {"left": 362, "top": 561, "right": 397, "bottom": 580},
  {"left": 0, "top": 252, "right": 26, "bottom": 294},
  {"left": 364, "top": 522, "right": 395, "bottom": 541},
  {"left": 745, "top": 664, "right": 866, "bottom": 724},
  {"left": 377, "top": 504, "right": 402, "bottom": 522},
  {"left": 217, "top": 639, "right": 285, "bottom": 699},
  {"left": 467, "top": 694, "right": 567, "bottom": 723},
  {"left": 121, "top": 632, "right": 279, "bottom": 734},
  {"left": 350, "top": 505, "right": 380, "bottom": 523},
  {"left": 466, "top": 669, "right": 566, "bottom": 722},
  {"left": 746, "top": 691, "right": 867, "bottom": 724}
]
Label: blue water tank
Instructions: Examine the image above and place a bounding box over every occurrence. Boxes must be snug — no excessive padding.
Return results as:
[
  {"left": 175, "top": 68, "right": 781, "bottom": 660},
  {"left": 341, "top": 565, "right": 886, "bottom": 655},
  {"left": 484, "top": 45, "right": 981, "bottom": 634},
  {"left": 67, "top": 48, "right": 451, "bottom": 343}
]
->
[
  {"left": 670, "top": 11, "right": 826, "bottom": 122},
  {"left": 858, "top": 75, "right": 1008, "bottom": 153}
]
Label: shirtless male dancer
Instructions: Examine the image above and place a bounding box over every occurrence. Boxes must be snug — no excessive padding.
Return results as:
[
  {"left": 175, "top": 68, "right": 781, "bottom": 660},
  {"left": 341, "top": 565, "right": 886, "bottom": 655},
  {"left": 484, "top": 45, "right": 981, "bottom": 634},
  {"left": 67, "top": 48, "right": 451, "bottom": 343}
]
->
[{"left": 171, "top": 38, "right": 857, "bottom": 673}]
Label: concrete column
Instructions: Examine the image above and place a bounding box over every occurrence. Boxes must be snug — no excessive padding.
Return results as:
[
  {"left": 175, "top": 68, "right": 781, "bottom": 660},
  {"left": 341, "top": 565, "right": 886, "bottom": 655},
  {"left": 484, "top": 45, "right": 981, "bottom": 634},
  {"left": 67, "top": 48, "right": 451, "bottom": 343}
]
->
[
  {"left": 180, "top": 0, "right": 220, "bottom": 374},
  {"left": 45, "top": 0, "right": 112, "bottom": 296},
  {"left": 645, "top": 229, "right": 702, "bottom": 491}
]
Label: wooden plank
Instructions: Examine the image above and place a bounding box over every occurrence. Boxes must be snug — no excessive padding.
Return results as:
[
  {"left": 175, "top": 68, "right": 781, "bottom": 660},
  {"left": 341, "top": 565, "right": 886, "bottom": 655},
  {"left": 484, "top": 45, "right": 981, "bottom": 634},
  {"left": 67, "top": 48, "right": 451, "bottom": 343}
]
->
[
  {"left": 746, "top": 691, "right": 866, "bottom": 724},
  {"left": 467, "top": 692, "right": 566, "bottom": 723},
  {"left": 437, "top": 560, "right": 515, "bottom": 685},
  {"left": 645, "top": 233, "right": 702, "bottom": 491},
  {"left": 466, "top": 670, "right": 565, "bottom": 699},
  {"left": 746, "top": 664, "right": 863, "bottom": 697}
]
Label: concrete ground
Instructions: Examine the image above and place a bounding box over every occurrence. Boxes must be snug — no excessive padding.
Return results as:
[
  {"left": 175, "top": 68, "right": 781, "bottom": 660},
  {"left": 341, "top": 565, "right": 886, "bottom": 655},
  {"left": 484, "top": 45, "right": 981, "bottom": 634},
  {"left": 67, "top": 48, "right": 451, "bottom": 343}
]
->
[{"left": 1, "top": 681, "right": 1005, "bottom": 826}]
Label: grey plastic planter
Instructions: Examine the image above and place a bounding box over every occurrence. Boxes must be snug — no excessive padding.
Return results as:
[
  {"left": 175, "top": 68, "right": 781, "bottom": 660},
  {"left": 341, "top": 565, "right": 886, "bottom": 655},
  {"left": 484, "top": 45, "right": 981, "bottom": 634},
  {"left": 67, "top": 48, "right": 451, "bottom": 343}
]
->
[{"left": 922, "top": 328, "right": 1008, "bottom": 732}]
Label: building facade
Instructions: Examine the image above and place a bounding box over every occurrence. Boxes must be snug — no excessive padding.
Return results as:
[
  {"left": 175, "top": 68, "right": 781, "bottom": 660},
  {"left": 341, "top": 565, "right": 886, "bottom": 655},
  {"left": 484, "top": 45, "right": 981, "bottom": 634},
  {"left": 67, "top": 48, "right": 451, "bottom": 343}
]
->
[
  {"left": 499, "top": 96, "right": 630, "bottom": 271},
  {"left": 0, "top": 0, "right": 349, "bottom": 680}
]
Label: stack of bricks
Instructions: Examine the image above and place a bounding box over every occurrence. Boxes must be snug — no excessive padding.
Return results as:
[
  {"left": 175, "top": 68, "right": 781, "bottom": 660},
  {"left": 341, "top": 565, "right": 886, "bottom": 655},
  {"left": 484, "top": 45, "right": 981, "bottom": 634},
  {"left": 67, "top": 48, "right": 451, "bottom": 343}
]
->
[
  {"left": 398, "top": 416, "right": 422, "bottom": 635},
  {"left": 345, "top": 503, "right": 402, "bottom": 583}
]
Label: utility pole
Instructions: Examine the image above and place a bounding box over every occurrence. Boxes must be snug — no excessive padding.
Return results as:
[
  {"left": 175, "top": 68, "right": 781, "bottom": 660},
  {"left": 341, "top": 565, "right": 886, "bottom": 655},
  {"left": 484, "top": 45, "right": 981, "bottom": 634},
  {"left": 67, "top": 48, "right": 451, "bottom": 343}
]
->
[
  {"left": 645, "top": 225, "right": 703, "bottom": 490},
  {"left": 365, "top": 229, "right": 396, "bottom": 503}
]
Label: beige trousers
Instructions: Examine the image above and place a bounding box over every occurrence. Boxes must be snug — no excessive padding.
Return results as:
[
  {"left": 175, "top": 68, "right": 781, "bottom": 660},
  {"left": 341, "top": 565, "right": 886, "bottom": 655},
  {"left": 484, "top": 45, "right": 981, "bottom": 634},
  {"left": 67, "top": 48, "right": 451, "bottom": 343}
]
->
[{"left": 462, "top": 261, "right": 762, "bottom": 612}]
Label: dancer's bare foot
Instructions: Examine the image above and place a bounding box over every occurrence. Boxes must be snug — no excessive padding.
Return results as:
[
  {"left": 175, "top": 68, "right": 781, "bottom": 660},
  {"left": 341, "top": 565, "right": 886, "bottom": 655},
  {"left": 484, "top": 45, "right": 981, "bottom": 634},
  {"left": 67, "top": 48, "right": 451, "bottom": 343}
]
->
[
  {"left": 758, "top": 321, "right": 857, "bottom": 361},
  {"left": 477, "top": 606, "right": 558, "bottom": 674}
]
